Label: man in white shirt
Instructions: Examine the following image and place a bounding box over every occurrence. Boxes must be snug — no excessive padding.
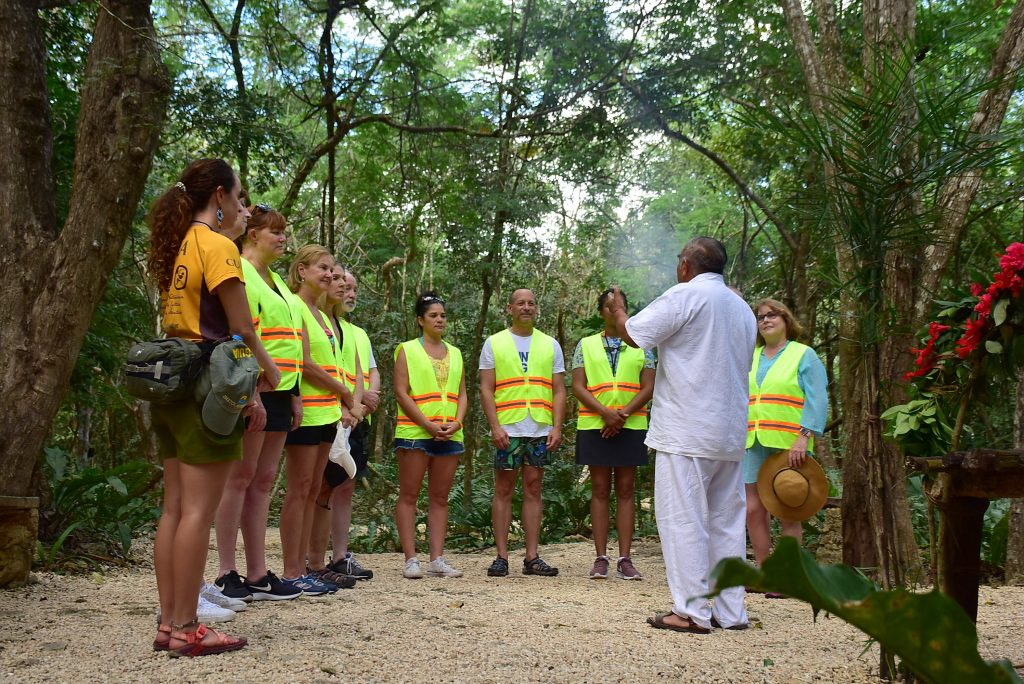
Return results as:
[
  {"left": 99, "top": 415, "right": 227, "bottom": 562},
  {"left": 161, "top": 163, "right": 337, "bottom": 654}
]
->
[
  {"left": 480, "top": 288, "right": 566, "bottom": 577},
  {"left": 611, "top": 237, "right": 756, "bottom": 633}
]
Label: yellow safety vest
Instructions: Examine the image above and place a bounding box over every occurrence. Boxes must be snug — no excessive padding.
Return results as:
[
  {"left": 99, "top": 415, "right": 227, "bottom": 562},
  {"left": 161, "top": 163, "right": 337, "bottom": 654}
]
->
[
  {"left": 747, "top": 341, "right": 813, "bottom": 450},
  {"left": 578, "top": 334, "right": 648, "bottom": 431},
  {"left": 242, "top": 260, "right": 302, "bottom": 392},
  {"left": 337, "top": 319, "right": 374, "bottom": 426},
  {"left": 297, "top": 303, "right": 341, "bottom": 427},
  {"left": 394, "top": 340, "right": 464, "bottom": 441},
  {"left": 491, "top": 329, "right": 555, "bottom": 426}
]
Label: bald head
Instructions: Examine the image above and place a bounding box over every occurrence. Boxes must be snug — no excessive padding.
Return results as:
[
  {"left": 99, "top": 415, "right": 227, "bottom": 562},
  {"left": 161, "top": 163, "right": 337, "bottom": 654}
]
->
[{"left": 681, "top": 237, "right": 727, "bottom": 275}]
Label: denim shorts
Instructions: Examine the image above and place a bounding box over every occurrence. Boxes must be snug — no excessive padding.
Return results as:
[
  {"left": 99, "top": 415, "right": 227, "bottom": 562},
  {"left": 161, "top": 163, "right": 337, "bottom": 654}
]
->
[
  {"left": 393, "top": 438, "right": 464, "bottom": 457},
  {"left": 494, "top": 436, "right": 552, "bottom": 470}
]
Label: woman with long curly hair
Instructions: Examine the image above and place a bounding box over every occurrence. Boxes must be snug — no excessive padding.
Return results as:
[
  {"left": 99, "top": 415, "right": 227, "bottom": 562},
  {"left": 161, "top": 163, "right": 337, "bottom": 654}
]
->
[{"left": 148, "top": 159, "right": 280, "bottom": 657}]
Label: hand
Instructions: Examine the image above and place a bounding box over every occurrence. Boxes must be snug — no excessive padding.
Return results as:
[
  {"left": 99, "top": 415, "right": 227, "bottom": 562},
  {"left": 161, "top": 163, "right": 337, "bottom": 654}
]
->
[
  {"left": 789, "top": 435, "right": 810, "bottom": 468},
  {"left": 600, "top": 423, "right": 621, "bottom": 439},
  {"left": 341, "top": 407, "right": 358, "bottom": 429},
  {"left": 435, "top": 421, "right": 460, "bottom": 440},
  {"left": 490, "top": 425, "right": 511, "bottom": 450},
  {"left": 349, "top": 404, "right": 365, "bottom": 422},
  {"left": 362, "top": 389, "right": 380, "bottom": 413},
  {"left": 289, "top": 395, "right": 303, "bottom": 431},
  {"left": 243, "top": 401, "right": 266, "bottom": 433},
  {"left": 428, "top": 421, "right": 449, "bottom": 441},
  {"left": 546, "top": 427, "right": 562, "bottom": 451},
  {"left": 256, "top": 368, "right": 279, "bottom": 393},
  {"left": 601, "top": 407, "right": 625, "bottom": 431}
]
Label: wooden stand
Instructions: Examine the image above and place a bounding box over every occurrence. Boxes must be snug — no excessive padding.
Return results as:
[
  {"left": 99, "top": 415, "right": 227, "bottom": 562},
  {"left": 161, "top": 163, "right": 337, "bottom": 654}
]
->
[{"left": 912, "top": 449, "right": 1024, "bottom": 622}]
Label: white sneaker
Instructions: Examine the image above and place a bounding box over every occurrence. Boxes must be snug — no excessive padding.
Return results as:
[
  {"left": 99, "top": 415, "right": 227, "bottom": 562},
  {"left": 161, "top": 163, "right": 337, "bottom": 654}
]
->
[
  {"left": 197, "top": 594, "right": 236, "bottom": 623},
  {"left": 427, "top": 556, "right": 463, "bottom": 578},
  {"left": 201, "top": 582, "right": 248, "bottom": 611},
  {"left": 403, "top": 558, "right": 424, "bottom": 579}
]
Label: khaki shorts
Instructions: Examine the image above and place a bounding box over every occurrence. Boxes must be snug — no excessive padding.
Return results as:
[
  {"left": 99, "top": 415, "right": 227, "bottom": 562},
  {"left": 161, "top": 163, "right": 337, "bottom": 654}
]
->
[{"left": 151, "top": 399, "right": 243, "bottom": 465}]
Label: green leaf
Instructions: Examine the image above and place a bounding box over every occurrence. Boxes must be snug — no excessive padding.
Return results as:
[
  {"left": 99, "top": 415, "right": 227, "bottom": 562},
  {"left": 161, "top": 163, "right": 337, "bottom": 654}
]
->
[
  {"left": 993, "top": 298, "right": 1009, "bottom": 327},
  {"left": 106, "top": 476, "right": 128, "bottom": 496},
  {"left": 709, "top": 538, "right": 1022, "bottom": 684},
  {"left": 985, "top": 340, "right": 1003, "bottom": 355}
]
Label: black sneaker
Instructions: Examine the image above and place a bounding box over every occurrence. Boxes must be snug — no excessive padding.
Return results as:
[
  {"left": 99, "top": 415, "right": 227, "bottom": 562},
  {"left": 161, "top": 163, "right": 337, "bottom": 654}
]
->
[
  {"left": 523, "top": 556, "right": 559, "bottom": 576},
  {"left": 215, "top": 570, "right": 253, "bottom": 601},
  {"left": 245, "top": 570, "right": 302, "bottom": 601},
  {"left": 487, "top": 557, "right": 509, "bottom": 577},
  {"left": 329, "top": 552, "right": 374, "bottom": 580},
  {"left": 308, "top": 565, "right": 356, "bottom": 590}
]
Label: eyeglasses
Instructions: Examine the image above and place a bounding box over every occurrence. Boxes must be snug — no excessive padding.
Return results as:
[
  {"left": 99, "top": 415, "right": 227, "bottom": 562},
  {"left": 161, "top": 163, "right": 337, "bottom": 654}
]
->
[
  {"left": 756, "top": 312, "right": 780, "bottom": 323},
  {"left": 422, "top": 295, "right": 445, "bottom": 306},
  {"left": 253, "top": 204, "right": 272, "bottom": 213}
]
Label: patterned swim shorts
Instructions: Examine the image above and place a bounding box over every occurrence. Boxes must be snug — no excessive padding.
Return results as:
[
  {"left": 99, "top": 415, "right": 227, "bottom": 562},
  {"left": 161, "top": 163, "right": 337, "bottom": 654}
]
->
[{"left": 494, "top": 436, "right": 553, "bottom": 470}]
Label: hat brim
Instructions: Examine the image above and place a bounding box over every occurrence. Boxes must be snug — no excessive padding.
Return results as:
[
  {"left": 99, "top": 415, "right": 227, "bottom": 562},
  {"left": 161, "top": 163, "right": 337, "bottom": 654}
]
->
[
  {"left": 756, "top": 449, "right": 828, "bottom": 522},
  {"left": 202, "top": 391, "right": 244, "bottom": 436}
]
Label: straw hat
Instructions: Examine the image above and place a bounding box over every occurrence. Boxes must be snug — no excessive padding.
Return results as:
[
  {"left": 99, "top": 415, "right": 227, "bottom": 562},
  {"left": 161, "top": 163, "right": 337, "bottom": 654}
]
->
[{"left": 756, "top": 450, "right": 828, "bottom": 522}]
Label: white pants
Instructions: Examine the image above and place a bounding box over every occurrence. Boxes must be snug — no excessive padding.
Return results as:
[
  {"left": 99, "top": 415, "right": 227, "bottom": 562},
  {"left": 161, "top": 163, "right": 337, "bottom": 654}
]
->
[{"left": 654, "top": 451, "right": 748, "bottom": 629}]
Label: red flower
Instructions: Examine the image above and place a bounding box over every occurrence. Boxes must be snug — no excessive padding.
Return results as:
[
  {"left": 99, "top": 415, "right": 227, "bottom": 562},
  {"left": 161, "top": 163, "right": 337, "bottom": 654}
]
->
[
  {"left": 928, "top": 322, "right": 950, "bottom": 337},
  {"left": 955, "top": 317, "right": 988, "bottom": 359},
  {"left": 975, "top": 293, "right": 994, "bottom": 316},
  {"left": 999, "top": 242, "right": 1024, "bottom": 273},
  {"left": 970, "top": 282, "right": 984, "bottom": 297}
]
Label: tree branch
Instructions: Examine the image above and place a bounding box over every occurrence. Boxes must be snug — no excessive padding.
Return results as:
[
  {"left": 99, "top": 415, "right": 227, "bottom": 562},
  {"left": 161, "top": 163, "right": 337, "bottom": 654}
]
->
[{"left": 618, "top": 74, "right": 798, "bottom": 252}]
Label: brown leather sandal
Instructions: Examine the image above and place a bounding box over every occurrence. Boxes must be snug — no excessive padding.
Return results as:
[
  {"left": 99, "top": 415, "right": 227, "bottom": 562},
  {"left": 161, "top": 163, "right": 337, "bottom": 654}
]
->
[{"left": 646, "top": 612, "right": 711, "bottom": 634}]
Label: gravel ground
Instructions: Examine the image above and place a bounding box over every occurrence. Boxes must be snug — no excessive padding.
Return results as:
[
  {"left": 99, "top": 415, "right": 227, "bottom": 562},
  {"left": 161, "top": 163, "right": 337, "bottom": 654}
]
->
[{"left": 1, "top": 532, "right": 1021, "bottom": 683}]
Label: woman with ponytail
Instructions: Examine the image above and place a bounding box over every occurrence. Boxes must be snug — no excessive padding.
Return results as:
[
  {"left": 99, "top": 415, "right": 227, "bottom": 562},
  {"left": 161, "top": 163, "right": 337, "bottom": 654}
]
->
[
  {"left": 392, "top": 292, "right": 467, "bottom": 579},
  {"left": 148, "top": 159, "right": 280, "bottom": 657}
]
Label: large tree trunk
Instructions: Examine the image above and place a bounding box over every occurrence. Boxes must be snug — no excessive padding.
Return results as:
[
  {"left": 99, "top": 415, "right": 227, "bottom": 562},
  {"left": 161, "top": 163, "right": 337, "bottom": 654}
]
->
[
  {"left": 0, "top": 0, "right": 169, "bottom": 586},
  {"left": 1006, "top": 366, "right": 1024, "bottom": 584}
]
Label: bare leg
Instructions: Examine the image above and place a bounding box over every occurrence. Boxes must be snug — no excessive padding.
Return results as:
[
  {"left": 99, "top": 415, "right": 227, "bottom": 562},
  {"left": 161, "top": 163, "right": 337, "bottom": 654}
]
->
[
  {"left": 215, "top": 431, "right": 263, "bottom": 576},
  {"left": 280, "top": 444, "right": 319, "bottom": 578},
  {"left": 745, "top": 482, "right": 772, "bottom": 566},
  {"left": 169, "top": 459, "right": 234, "bottom": 627},
  {"left": 588, "top": 466, "right": 612, "bottom": 557},
  {"left": 426, "top": 455, "right": 460, "bottom": 560},
  {"left": 395, "top": 448, "right": 430, "bottom": 559},
  {"left": 613, "top": 467, "right": 637, "bottom": 558},
  {"left": 307, "top": 478, "right": 333, "bottom": 571},
  {"left": 780, "top": 519, "right": 804, "bottom": 546},
  {"left": 240, "top": 431, "right": 287, "bottom": 580},
  {"left": 522, "top": 465, "right": 544, "bottom": 560},
  {"left": 298, "top": 442, "right": 331, "bottom": 572},
  {"left": 329, "top": 478, "right": 356, "bottom": 562},
  {"left": 492, "top": 469, "right": 519, "bottom": 559},
  {"left": 155, "top": 458, "right": 182, "bottom": 628}
]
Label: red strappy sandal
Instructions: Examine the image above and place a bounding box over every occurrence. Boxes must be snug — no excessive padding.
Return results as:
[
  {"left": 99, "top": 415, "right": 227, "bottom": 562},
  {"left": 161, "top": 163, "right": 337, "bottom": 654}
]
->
[
  {"left": 153, "top": 623, "right": 172, "bottom": 652},
  {"left": 169, "top": 622, "right": 247, "bottom": 657}
]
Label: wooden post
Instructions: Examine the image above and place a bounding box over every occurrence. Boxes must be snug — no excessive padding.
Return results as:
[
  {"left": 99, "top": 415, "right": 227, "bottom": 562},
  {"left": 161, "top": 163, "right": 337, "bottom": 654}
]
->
[{"left": 938, "top": 495, "right": 989, "bottom": 622}]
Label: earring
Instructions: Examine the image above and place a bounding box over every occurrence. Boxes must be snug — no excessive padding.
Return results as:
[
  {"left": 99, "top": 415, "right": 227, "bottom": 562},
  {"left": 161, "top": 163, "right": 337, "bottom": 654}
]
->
[{"left": 216, "top": 207, "right": 224, "bottom": 227}]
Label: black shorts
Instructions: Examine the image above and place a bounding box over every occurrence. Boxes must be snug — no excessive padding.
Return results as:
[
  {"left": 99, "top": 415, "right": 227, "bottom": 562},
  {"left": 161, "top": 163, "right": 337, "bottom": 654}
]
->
[
  {"left": 285, "top": 422, "right": 337, "bottom": 446},
  {"left": 323, "top": 421, "right": 370, "bottom": 488},
  {"left": 575, "top": 429, "right": 649, "bottom": 467},
  {"left": 243, "top": 391, "right": 293, "bottom": 433}
]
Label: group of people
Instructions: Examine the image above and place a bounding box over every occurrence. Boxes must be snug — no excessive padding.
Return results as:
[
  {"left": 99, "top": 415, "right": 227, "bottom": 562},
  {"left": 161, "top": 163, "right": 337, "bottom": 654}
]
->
[{"left": 146, "top": 158, "right": 828, "bottom": 657}]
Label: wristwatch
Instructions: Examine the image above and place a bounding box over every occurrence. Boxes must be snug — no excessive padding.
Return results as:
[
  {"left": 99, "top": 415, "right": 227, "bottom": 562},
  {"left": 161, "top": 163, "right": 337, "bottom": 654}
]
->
[{"left": 799, "top": 427, "right": 812, "bottom": 437}]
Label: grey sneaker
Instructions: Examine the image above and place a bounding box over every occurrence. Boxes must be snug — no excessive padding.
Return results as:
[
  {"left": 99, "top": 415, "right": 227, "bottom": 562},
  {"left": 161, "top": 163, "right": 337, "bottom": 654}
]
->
[
  {"left": 589, "top": 556, "right": 609, "bottom": 579},
  {"left": 427, "top": 556, "right": 463, "bottom": 578},
  {"left": 616, "top": 556, "right": 643, "bottom": 580},
  {"left": 404, "top": 558, "right": 424, "bottom": 579},
  {"left": 329, "top": 552, "right": 374, "bottom": 580}
]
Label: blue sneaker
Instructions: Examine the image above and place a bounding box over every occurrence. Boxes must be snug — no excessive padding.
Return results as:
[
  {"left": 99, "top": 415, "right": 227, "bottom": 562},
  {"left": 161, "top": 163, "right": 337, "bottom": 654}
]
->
[{"left": 281, "top": 574, "right": 333, "bottom": 596}]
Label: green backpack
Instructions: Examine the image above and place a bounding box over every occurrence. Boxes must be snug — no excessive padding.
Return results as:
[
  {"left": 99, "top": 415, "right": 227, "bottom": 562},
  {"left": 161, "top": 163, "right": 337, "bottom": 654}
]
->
[{"left": 123, "top": 338, "right": 206, "bottom": 403}]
